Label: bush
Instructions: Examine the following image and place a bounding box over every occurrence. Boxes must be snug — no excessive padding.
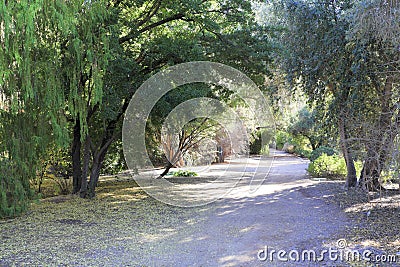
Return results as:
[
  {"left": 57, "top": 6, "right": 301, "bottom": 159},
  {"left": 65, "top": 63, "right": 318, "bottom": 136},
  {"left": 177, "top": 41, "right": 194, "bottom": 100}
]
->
[
  {"left": 251, "top": 130, "right": 272, "bottom": 155},
  {"left": 172, "top": 170, "right": 198, "bottom": 177},
  {"left": 294, "top": 147, "right": 312, "bottom": 159},
  {"left": 310, "top": 146, "right": 337, "bottom": 162},
  {"left": 276, "top": 131, "right": 293, "bottom": 150},
  {"left": 307, "top": 153, "right": 347, "bottom": 178},
  {"left": 101, "top": 140, "right": 127, "bottom": 175}
]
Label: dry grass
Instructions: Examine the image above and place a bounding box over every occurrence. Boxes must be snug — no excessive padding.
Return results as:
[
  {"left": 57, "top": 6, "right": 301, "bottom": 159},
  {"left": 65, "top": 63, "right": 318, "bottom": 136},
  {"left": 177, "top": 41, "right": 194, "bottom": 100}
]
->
[
  {"left": 317, "top": 182, "right": 400, "bottom": 254},
  {"left": 0, "top": 178, "right": 212, "bottom": 266}
]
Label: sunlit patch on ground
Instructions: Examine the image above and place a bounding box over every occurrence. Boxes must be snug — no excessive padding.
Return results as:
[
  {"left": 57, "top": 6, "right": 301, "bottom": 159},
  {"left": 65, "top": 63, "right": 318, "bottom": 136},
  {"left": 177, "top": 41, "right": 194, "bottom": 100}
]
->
[{"left": 315, "top": 182, "right": 400, "bottom": 254}]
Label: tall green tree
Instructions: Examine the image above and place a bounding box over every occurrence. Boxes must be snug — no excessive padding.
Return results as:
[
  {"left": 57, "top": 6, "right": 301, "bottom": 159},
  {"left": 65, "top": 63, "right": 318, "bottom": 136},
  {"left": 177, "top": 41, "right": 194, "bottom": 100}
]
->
[
  {"left": 0, "top": 0, "right": 111, "bottom": 217},
  {"left": 71, "top": 0, "right": 275, "bottom": 197},
  {"left": 271, "top": 0, "right": 400, "bottom": 190},
  {"left": 273, "top": 0, "right": 359, "bottom": 187},
  {"left": 345, "top": 0, "right": 400, "bottom": 190},
  {"left": 0, "top": 0, "right": 86, "bottom": 217}
]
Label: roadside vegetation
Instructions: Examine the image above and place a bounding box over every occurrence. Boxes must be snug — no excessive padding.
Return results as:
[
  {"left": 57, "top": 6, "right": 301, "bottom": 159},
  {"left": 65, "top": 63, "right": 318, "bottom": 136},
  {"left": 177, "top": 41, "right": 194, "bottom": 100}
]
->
[{"left": 0, "top": 3, "right": 399, "bottom": 253}]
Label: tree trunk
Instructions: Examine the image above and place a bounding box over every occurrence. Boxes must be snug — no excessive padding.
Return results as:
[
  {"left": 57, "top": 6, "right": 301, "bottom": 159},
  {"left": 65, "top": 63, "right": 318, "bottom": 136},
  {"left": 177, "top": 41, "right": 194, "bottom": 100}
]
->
[
  {"left": 157, "top": 162, "right": 173, "bottom": 179},
  {"left": 306, "top": 135, "right": 319, "bottom": 151},
  {"left": 359, "top": 152, "right": 381, "bottom": 191},
  {"left": 79, "top": 97, "right": 129, "bottom": 198},
  {"left": 87, "top": 157, "right": 101, "bottom": 198},
  {"left": 87, "top": 148, "right": 108, "bottom": 198},
  {"left": 72, "top": 118, "right": 82, "bottom": 194},
  {"left": 80, "top": 136, "right": 90, "bottom": 198},
  {"left": 85, "top": 117, "right": 119, "bottom": 198},
  {"left": 359, "top": 77, "right": 394, "bottom": 191},
  {"left": 338, "top": 116, "right": 357, "bottom": 188}
]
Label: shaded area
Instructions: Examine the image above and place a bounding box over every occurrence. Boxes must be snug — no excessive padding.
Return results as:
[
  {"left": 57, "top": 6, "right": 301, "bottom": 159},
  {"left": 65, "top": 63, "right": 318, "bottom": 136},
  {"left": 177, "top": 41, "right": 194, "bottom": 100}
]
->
[{"left": 2, "top": 152, "right": 397, "bottom": 266}]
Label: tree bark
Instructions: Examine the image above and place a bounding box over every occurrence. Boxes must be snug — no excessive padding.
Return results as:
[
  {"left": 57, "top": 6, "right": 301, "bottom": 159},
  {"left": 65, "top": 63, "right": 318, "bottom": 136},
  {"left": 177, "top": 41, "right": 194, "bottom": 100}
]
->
[
  {"left": 87, "top": 157, "right": 101, "bottom": 198},
  {"left": 338, "top": 116, "right": 357, "bottom": 188},
  {"left": 359, "top": 150, "right": 381, "bottom": 191},
  {"left": 87, "top": 147, "right": 109, "bottom": 198},
  {"left": 84, "top": 114, "right": 120, "bottom": 198},
  {"left": 79, "top": 136, "right": 90, "bottom": 198},
  {"left": 71, "top": 118, "right": 82, "bottom": 194},
  {"left": 359, "top": 77, "right": 394, "bottom": 191},
  {"left": 157, "top": 162, "right": 173, "bottom": 179}
]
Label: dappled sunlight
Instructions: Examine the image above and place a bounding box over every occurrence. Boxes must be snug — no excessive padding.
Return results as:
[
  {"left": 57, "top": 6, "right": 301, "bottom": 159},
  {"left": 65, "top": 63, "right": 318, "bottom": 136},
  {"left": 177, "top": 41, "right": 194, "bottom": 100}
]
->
[
  {"left": 179, "top": 235, "right": 209, "bottom": 244},
  {"left": 344, "top": 194, "right": 400, "bottom": 214},
  {"left": 138, "top": 231, "right": 177, "bottom": 243},
  {"left": 389, "top": 240, "right": 400, "bottom": 247},
  {"left": 218, "top": 254, "right": 254, "bottom": 267},
  {"left": 360, "top": 240, "right": 382, "bottom": 248}
]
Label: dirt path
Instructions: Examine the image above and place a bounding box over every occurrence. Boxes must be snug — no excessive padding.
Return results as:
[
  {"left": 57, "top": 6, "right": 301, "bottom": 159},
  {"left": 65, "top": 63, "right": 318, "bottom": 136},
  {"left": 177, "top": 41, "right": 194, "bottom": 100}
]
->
[
  {"left": 0, "top": 151, "right": 358, "bottom": 266},
  {"left": 131, "top": 150, "right": 354, "bottom": 266}
]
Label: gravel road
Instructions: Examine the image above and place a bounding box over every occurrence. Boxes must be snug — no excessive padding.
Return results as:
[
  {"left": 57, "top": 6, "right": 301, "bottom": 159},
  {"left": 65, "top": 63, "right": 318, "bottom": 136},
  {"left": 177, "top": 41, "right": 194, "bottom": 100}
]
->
[
  {"left": 0, "top": 150, "right": 358, "bottom": 267},
  {"left": 135, "top": 150, "right": 355, "bottom": 266}
]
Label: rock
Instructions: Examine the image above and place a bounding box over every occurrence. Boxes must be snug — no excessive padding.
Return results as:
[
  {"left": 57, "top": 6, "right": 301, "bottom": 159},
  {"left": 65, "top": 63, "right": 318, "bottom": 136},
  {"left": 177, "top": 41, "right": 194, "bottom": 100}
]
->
[{"left": 282, "top": 142, "right": 295, "bottom": 153}]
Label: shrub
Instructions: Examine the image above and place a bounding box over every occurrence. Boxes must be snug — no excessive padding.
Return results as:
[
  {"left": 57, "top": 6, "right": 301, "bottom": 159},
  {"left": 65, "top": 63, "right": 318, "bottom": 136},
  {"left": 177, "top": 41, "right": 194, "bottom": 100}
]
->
[
  {"left": 310, "top": 146, "right": 337, "bottom": 162},
  {"left": 172, "top": 170, "right": 198, "bottom": 177},
  {"left": 250, "top": 131, "right": 262, "bottom": 154},
  {"left": 276, "top": 131, "right": 293, "bottom": 150},
  {"left": 294, "top": 147, "right": 312, "bottom": 159},
  {"left": 307, "top": 153, "right": 347, "bottom": 178},
  {"left": 251, "top": 130, "right": 272, "bottom": 155}
]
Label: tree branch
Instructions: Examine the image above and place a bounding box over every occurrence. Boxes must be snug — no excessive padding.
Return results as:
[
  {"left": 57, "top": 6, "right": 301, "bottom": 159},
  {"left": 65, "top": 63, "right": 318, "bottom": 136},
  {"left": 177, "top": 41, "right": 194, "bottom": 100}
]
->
[
  {"left": 136, "top": 0, "right": 163, "bottom": 29},
  {"left": 119, "top": 13, "right": 186, "bottom": 44}
]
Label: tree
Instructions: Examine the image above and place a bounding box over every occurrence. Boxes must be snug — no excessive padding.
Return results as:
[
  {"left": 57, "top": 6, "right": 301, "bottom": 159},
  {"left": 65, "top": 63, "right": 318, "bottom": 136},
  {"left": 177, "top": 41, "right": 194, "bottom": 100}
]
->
[
  {"left": 273, "top": 0, "right": 359, "bottom": 187},
  {"left": 345, "top": 0, "right": 400, "bottom": 190},
  {"left": 288, "top": 107, "right": 326, "bottom": 150},
  {"left": 0, "top": 0, "right": 112, "bottom": 217},
  {"left": 158, "top": 117, "right": 219, "bottom": 178},
  {"left": 0, "top": 0, "right": 85, "bottom": 217},
  {"left": 271, "top": 0, "right": 400, "bottom": 190},
  {"left": 70, "top": 0, "right": 275, "bottom": 197}
]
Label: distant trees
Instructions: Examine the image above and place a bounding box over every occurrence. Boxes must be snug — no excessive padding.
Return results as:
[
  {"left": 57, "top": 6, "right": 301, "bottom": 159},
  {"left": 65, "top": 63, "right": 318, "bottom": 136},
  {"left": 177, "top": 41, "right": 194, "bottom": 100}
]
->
[{"left": 288, "top": 108, "right": 325, "bottom": 151}]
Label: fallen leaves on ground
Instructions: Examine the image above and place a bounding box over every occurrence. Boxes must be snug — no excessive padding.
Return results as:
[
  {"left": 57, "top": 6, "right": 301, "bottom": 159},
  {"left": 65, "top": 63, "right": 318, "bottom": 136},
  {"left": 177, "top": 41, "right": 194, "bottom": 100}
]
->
[
  {"left": 307, "top": 182, "right": 400, "bottom": 254},
  {"left": 0, "top": 179, "right": 212, "bottom": 266}
]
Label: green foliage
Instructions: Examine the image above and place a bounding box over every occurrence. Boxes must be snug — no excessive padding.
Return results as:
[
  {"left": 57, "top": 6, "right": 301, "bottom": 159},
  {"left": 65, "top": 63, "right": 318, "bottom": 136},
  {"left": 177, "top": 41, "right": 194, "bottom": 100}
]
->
[
  {"left": 307, "top": 154, "right": 347, "bottom": 179},
  {"left": 275, "top": 130, "right": 292, "bottom": 150},
  {"left": 288, "top": 107, "right": 328, "bottom": 150},
  {"left": 293, "top": 147, "right": 311, "bottom": 159},
  {"left": 1, "top": 0, "right": 278, "bottom": 209},
  {"left": 0, "top": 159, "right": 32, "bottom": 218},
  {"left": 308, "top": 153, "right": 362, "bottom": 179},
  {"left": 273, "top": 0, "right": 400, "bottom": 189},
  {"left": 275, "top": 130, "right": 311, "bottom": 158},
  {"left": 250, "top": 130, "right": 273, "bottom": 155},
  {"left": 101, "top": 141, "right": 127, "bottom": 175},
  {"left": 310, "top": 146, "right": 338, "bottom": 162},
  {"left": 0, "top": 0, "right": 84, "bottom": 217},
  {"left": 171, "top": 170, "right": 198, "bottom": 177}
]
